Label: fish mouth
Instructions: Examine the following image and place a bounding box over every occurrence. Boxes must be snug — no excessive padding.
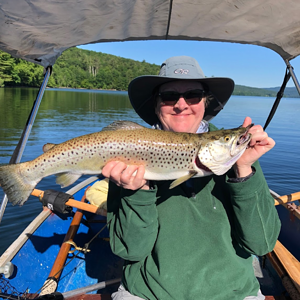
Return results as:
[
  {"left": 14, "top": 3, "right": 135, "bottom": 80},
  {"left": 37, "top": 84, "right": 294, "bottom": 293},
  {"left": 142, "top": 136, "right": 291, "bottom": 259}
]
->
[
  {"left": 230, "top": 128, "right": 252, "bottom": 156},
  {"left": 195, "top": 156, "right": 212, "bottom": 172},
  {"left": 236, "top": 124, "right": 253, "bottom": 147},
  {"left": 237, "top": 132, "right": 251, "bottom": 146}
]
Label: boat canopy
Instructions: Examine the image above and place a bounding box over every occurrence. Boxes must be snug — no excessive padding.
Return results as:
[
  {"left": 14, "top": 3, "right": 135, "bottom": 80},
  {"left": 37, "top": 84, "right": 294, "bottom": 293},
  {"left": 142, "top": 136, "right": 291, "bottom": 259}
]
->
[{"left": 1, "top": 0, "right": 300, "bottom": 67}]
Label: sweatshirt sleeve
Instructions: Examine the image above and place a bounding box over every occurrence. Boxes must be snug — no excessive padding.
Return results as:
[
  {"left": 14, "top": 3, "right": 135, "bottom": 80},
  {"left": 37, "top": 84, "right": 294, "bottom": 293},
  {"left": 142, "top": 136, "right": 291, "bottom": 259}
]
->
[
  {"left": 106, "top": 182, "right": 159, "bottom": 261},
  {"left": 226, "top": 161, "right": 281, "bottom": 256}
]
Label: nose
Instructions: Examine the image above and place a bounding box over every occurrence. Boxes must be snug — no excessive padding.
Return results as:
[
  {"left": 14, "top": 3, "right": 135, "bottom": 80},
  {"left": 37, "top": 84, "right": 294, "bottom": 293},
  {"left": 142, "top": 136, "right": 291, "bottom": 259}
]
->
[{"left": 174, "top": 96, "right": 188, "bottom": 110}]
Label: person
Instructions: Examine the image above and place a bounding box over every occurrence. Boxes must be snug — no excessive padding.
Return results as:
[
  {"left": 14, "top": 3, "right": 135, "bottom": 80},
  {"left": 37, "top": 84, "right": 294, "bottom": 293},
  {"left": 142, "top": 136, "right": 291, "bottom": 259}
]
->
[
  {"left": 101, "top": 56, "right": 281, "bottom": 300},
  {"left": 86, "top": 178, "right": 109, "bottom": 216}
]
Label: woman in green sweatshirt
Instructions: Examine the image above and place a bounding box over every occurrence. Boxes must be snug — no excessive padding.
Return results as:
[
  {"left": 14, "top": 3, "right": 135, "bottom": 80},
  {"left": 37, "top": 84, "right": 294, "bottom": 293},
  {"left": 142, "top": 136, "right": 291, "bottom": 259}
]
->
[{"left": 102, "top": 56, "right": 281, "bottom": 300}]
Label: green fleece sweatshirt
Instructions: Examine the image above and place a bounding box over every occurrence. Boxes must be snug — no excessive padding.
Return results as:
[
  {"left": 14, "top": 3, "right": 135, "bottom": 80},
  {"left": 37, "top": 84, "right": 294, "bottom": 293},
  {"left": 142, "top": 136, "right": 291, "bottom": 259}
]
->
[{"left": 107, "top": 124, "right": 281, "bottom": 300}]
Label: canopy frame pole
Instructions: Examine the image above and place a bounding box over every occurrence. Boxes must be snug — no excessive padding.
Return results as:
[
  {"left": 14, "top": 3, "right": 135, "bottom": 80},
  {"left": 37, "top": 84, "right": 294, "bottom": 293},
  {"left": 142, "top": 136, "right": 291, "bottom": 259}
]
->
[
  {"left": 263, "top": 67, "right": 291, "bottom": 130},
  {"left": 263, "top": 60, "right": 300, "bottom": 130},
  {"left": 285, "top": 59, "right": 300, "bottom": 96},
  {"left": 0, "top": 67, "right": 51, "bottom": 224}
]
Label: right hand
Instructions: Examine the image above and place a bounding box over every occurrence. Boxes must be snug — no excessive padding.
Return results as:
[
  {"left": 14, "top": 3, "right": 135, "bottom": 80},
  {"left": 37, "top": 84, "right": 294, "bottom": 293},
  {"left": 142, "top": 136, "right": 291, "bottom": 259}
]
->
[{"left": 102, "top": 161, "right": 149, "bottom": 190}]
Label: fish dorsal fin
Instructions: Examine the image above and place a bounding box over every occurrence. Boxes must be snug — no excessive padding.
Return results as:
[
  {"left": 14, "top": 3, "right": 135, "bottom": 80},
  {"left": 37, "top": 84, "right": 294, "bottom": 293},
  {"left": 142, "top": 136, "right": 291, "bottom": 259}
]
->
[
  {"left": 102, "top": 121, "right": 145, "bottom": 131},
  {"left": 169, "top": 171, "right": 197, "bottom": 189},
  {"left": 43, "top": 143, "right": 57, "bottom": 153}
]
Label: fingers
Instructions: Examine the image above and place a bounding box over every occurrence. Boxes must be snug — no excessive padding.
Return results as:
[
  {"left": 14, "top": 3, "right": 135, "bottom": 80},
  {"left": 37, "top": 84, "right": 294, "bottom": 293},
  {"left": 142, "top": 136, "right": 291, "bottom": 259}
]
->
[
  {"left": 248, "top": 125, "right": 267, "bottom": 147},
  {"left": 236, "top": 120, "right": 275, "bottom": 173},
  {"left": 247, "top": 124, "right": 275, "bottom": 150},
  {"left": 242, "top": 116, "right": 252, "bottom": 128},
  {"left": 102, "top": 161, "right": 120, "bottom": 178},
  {"left": 248, "top": 124, "right": 263, "bottom": 135},
  {"left": 102, "top": 161, "right": 147, "bottom": 190},
  {"left": 111, "top": 162, "right": 132, "bottom": 183}
]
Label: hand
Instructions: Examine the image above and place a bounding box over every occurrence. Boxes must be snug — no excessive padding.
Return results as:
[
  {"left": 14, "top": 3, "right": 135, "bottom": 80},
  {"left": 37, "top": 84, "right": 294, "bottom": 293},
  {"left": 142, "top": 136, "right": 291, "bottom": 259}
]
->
[
  {"left": 102, "top": 161, "right": 149, "bottom": 190},
  {"left": 235, "top": 117, "right": 275, "bottom": 177}
]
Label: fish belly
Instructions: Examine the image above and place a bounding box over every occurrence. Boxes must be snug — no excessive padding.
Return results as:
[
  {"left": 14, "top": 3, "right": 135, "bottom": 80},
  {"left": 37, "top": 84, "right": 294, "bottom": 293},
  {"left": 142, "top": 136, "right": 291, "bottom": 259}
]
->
[{"left": 144, "top": 169, "right": 191, "bottom": 181}]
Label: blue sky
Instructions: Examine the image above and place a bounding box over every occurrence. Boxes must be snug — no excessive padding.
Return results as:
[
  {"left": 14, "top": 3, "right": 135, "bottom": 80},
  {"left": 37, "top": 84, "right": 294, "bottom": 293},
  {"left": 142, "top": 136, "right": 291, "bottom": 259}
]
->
[{"left": 79, "top": 40, "right": 300, "bottom": 89}]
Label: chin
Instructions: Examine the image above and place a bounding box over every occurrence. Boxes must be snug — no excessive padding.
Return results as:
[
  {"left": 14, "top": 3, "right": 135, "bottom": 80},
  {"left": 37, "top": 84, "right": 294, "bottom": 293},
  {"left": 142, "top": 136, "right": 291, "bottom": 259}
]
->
[{"left": 161, "top": 119, "right": 198, "bottom": 133}]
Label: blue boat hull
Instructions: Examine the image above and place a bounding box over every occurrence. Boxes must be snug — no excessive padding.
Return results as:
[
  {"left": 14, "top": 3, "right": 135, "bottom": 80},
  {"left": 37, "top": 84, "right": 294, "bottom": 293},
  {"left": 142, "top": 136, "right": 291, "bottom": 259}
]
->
[
  {"left": 3, "top": 182, "right": 123, "bottom": 297},
  {"left": 1, "top": 179, "right": 299, "bottom": 299}
]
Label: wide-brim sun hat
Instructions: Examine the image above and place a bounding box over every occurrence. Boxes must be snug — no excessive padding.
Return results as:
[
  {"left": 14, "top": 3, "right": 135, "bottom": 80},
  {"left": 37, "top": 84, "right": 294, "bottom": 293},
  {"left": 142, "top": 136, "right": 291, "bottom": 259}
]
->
[{"left": 128, "top": 55, "right": 235, "bottom": 126}]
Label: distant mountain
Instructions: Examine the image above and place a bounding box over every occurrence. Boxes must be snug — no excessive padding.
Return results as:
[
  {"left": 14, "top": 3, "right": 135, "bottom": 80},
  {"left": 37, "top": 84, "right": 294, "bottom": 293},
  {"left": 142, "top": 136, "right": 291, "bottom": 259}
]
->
[
  {"left": 233, "top": 85, "right": 277, "bottom": 97},
  {"left": 263, "top": 86, "right": 299, "bottom": 98},
  {"left": 233, "top": 85, "right": 299, "bottom": 98}
]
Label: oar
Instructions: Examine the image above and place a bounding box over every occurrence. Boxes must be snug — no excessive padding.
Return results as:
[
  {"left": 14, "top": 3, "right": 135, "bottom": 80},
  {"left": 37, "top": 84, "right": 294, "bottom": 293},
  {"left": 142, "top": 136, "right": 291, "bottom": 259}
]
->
[
  {"left": 273, "top": 240, "right": 300, "bottom": 294},
  {"left": 31, "top": 189, "right": 101, "bottom": 214},
  {"left": 267, "top": 241, "right": 300, "bottom": 298},
  {"left": 274, "top": 191, "right": 300, "bottom": 206},
  {"left": 39, "top": 191, "right": 88, "bottom": 295},
  {"left": 34, "top": 188, "right": 300, "bottom": 209}
]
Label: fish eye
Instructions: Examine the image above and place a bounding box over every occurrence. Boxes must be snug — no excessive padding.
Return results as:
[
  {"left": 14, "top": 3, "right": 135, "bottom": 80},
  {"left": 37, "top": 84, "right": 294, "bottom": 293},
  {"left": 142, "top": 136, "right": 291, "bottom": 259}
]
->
[{"left": 224, "top": 136, "right": 230, "bottom": 142}]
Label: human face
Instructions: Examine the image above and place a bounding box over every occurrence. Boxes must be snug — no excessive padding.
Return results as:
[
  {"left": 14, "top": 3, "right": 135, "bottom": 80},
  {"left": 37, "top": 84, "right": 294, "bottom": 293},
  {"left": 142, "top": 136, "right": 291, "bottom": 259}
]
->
[{"left": 155, "top": 80, "right": 206, "bottom": 133}]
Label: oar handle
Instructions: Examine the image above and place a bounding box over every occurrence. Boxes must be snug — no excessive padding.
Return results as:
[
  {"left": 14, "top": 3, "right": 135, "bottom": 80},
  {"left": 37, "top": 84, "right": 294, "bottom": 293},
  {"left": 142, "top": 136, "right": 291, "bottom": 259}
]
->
[
  {"left": 31, "top": 188, "right": 299, "bottom": 212},
  {"left": 274, "top": 191, "right": 300, "bottom": 206},
  {"left": 31, "top": 189, "right": 99, "bottom": 214}
]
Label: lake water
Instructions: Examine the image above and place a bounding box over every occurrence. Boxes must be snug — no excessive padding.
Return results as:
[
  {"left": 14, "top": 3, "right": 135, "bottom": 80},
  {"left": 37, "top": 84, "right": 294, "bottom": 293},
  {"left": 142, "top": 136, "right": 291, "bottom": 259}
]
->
[{"left": 0, "top": 87, "right": 299, "bottom": 256}]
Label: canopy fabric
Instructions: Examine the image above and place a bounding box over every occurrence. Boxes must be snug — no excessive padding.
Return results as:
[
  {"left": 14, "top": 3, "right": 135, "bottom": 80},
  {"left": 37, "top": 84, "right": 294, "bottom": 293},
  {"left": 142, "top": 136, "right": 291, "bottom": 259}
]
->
[{"left": 1, "top": 0, "right": 300, "bottom": 67}]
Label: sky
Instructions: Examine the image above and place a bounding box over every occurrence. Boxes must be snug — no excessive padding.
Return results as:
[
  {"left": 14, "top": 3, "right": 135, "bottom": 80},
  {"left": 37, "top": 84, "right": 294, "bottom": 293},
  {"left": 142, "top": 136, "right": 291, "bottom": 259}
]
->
[{"left": 78, "top": 40, "right": 300, "bottom": 89}]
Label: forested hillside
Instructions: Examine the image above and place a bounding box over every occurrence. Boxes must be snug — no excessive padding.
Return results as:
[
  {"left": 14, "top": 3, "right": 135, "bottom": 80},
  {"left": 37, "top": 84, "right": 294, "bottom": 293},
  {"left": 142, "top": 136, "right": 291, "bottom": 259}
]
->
[
  {"left": 233, "top": 85, "right": 277, "bottom": 97},
  {"left": 264, "top": 86, "right": 299, "bottom": 98},
  {"left": 0, "top": 47, "right": 160, "bottom": 90},
  {"left": 0, "top": 47, "right": 298, "bottom": 97}
]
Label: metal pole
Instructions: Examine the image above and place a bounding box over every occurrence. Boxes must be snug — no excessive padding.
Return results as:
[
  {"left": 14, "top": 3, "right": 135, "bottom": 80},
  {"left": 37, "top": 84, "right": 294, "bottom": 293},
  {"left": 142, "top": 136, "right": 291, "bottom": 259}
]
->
[
  {"left": 62, "top": 278, "right": 121, "bottom": 299},
  {"left": 0, "top": 67, "right": 51, "bottom": 224},
  {"left": 285, "top": 59, "right": 300, "bottom": 96}
]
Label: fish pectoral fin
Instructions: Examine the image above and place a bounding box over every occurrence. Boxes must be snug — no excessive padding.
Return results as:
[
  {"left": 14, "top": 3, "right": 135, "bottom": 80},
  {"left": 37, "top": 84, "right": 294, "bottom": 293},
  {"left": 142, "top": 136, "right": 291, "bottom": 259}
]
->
[
  {"left": 169, "top": 171, "right": 197, "bottom": 189},
  {"left": 43, "top": 143, "right": 57, "bottom": 153},
  {"left": 55, "top": 172, "right": 82, "bottom": 188}
]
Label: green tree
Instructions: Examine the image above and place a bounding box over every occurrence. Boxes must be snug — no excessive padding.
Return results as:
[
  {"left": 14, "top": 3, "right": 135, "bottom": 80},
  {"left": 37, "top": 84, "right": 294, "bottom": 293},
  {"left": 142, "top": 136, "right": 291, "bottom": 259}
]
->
[{"left": 0, "top": 51, "right": 15, "bottom": 87}]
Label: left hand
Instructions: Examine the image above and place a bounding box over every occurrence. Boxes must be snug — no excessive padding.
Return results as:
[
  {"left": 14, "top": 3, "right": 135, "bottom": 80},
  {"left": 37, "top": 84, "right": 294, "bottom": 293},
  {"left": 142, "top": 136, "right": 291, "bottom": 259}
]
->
[
  {"left": 102, "top": 161, "right": 149, "bottom": 190},
  {"left": 235, "top": 117, "right": 275, "bottom": 177}
]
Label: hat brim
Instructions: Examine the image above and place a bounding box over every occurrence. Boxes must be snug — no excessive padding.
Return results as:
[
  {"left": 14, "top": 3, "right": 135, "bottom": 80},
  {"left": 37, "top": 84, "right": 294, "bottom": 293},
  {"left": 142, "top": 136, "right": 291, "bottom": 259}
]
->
[{"left": 128, "top": 75, "right": 235, "bottom": 126}]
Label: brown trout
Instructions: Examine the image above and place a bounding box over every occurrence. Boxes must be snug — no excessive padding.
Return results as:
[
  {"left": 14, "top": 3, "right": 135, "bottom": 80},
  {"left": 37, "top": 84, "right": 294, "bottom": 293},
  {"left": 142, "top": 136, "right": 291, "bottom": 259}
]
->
[{"left": 0, "top": 121, "right": 252, "bottom": 206}]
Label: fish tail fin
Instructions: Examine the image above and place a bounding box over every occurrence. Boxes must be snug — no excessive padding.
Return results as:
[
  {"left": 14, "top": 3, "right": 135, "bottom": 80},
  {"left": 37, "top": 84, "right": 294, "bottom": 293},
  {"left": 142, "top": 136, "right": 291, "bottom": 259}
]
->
[{"left": 0, "top": 164, "right": 38, "bottom": 206}]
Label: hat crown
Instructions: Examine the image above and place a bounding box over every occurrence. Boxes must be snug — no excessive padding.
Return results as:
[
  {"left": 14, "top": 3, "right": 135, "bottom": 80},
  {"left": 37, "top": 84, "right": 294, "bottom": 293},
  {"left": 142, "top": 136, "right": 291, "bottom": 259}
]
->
[{"left": 159, "top": 56, "right": 205, "bottom": 79}]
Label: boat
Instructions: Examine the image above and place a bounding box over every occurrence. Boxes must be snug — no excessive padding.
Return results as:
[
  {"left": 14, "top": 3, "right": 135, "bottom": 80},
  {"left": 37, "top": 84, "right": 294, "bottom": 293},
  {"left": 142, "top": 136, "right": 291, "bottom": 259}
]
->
[{"left": 0, "top": 0, "right": 300, "bottom": 299}]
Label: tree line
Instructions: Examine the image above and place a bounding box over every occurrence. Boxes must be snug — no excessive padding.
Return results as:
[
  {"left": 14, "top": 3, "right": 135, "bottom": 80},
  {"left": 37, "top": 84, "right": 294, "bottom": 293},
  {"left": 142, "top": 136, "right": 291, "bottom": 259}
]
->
[
  {"left": 0, "top": 47, "right": 286, "bottom": 97},
  {"left": 0, "top": 47, "right": 160, "bottom": 90}
]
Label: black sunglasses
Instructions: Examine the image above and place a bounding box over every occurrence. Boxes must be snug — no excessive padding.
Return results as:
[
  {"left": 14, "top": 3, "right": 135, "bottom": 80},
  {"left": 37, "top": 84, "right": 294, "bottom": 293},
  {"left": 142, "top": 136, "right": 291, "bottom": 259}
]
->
[{"left": 158, "top": 89, "right": 206, "bottom": 106}]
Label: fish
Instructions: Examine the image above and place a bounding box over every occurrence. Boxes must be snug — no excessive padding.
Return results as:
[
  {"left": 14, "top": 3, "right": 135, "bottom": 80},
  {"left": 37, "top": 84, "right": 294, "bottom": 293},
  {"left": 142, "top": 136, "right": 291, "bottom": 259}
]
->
[{"left": 0, "top": 121, "right": 252, "bottom": 206}]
